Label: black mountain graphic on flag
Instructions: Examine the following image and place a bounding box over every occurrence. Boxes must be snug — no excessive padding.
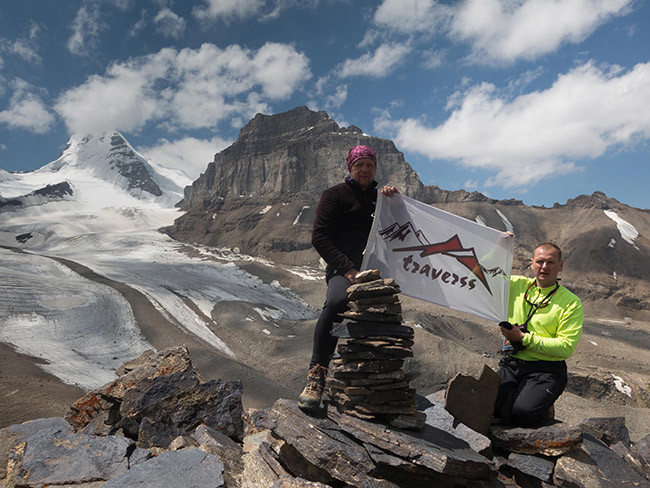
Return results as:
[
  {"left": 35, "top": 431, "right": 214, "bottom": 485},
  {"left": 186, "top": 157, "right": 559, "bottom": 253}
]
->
[{"left": 379, "top": 222, "right": 491, "bottom": 294}]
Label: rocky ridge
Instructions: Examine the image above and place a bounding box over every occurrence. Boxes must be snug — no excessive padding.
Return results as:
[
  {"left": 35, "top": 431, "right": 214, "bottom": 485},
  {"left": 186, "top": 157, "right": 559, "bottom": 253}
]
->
[
  {"left": 166, "top": 106, "right": 650, "bottom": 319},
  {"left": 3, "top": 346, "right": 650, "bottom": 488}
]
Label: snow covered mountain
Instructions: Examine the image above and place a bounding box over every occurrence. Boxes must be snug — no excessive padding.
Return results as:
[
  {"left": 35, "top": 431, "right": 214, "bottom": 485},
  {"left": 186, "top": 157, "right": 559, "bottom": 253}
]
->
[{"left": 0, "top": 131, "right": 316, "bottom": 391}]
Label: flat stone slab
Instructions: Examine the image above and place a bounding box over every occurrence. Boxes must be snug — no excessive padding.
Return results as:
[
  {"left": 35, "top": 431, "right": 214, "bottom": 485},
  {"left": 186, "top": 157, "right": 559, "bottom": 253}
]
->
[
  {"left": 330, "top": 358, "right": 404, "bottom": 374},
  {"left": 507, "top": 453, "right": 554, "bottom": 483},
  {"left": 103, "top": 448, "right": 225, "bottom": 487},
  {"left": 7, "top": 428, "right": 150, "bottom": 487},
  {"left": 579, "top": 416, "right": 631, "bottom": 446},
  {"left": 490, "top": 421, "right": 583, "bottom": 456},
  {"left": 347, "top": 279, "right": 401, "bottom": 300},
  {"left": 331, "top": 322, "right": 414, "bottom": 339},
  {"left": 423, "top": 404, "right": 492, "bottom": 457},
  {"left": 339, "top": 310, "right": 403, "bottom": 323},
  {"left": 444, "top": 365, "right": 500, "bottom": 436},
  {"left": 355, "top": 269, "right": 383, "bottom": 283},
  {"left": 0, "top": 417, "right": 73, "bottom": 480},
  {"left": 553, "top": 434, "right": 650, "bottom": 487}
]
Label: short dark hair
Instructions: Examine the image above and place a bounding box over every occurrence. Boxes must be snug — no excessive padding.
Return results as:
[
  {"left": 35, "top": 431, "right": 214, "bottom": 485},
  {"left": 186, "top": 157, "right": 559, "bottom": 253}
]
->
[{"left": 535, "top": 242, "right": 562, "bottom": 261}]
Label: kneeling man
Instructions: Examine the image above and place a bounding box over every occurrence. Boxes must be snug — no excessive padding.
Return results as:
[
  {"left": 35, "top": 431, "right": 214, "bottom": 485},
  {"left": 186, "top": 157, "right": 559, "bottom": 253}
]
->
[{"left": 494, "top": 243, "right": 583, "bottom": 426}]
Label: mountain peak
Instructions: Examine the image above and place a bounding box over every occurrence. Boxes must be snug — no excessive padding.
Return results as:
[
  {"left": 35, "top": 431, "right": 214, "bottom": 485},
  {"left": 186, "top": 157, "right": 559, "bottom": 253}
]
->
[{"left": 45, "top": 132, "right": 163, "bottom": 197}]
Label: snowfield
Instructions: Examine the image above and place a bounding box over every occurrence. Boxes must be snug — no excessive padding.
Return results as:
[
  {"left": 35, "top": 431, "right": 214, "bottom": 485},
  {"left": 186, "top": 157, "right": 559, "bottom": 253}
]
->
[{"left": 0, "top": 132, "right": 316, "bottom": 390}]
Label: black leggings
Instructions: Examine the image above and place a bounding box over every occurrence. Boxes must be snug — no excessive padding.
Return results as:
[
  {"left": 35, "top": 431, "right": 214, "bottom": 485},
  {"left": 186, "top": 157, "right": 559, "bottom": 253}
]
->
[
  {"left": 494, "top": 356, "right": 568, "bottom": 426},
  {"left": 310, "top": 274, "right": 350, "bottom": 368}
]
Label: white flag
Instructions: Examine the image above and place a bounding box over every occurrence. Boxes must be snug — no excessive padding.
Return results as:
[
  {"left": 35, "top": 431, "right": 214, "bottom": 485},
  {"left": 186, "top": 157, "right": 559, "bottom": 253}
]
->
[{"left": 362, "top": 194, "right": 513, "bottom": 322}]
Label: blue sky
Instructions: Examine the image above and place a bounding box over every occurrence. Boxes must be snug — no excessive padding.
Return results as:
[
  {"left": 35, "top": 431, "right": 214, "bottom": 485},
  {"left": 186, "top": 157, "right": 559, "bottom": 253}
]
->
[{"left": 1, "top": 0, "right": 649, "bottom": 209}]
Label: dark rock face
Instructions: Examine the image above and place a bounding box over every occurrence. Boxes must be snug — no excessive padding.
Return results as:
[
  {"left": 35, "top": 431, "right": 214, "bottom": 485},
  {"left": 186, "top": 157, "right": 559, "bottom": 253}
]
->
[
  {"left": 108, "top": 133, "right": 163, "bottom": 196},
  {"left": 0, "top": 181, "right": 74, "bottom": 212},
  {"left": 165, "top": 106, "right": 650, "bottom": 316}
]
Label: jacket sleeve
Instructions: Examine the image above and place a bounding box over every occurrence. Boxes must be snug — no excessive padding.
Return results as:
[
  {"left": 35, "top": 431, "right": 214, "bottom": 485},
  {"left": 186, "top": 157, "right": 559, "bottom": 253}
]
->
[
  {"left": 312, "top": 187, "right": 355, "bottom": 274},
  {"left": 522, "top": 297, "right": 583, "bottom": 360}
]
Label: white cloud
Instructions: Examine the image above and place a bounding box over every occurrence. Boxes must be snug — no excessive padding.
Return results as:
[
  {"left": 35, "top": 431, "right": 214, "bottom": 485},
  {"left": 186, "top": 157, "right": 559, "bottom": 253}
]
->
[
  {"left": 372, "top": 0, "right": 633, "bottom": 65},
  {"left": 68, "top": 1, "right": 106, "bottom": 56},
  {"left": 154, "top": 8, "right": 186, "bottom": 39},
  {"left": 0, "top": 79, "right": 55, "bottom": 134},
  {"left": 374, "top": 0, "right": 452, "bottom": 33},
  {"left": 375, "top": 61, "right": 650, "bottom": 189},
  {"left": 339, "top": 42, "right": 411, "bottom": 78},
  {"left": 129, "top": 11, "right": 147, "bottom": 37},
  {"left": 55, "top": 42, "right": 311, "bottom": 134},
  {"left": 451, "top": 0, "right": 634, "bottom": 64},
  {"left": 193, "top": 0, "right": 265, "bottom": 21},
  {"left": 141, "top": 136, "right": 231, "bottom": 180},
  {"left": 0, "top": 38, "right": 42, "bottom": 64},
  {"left": 0, "top": 22, "right": 43, "bottom": 64}
]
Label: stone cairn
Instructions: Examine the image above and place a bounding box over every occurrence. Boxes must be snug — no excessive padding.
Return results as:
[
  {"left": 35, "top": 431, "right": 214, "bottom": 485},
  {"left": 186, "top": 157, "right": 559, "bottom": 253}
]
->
[{"left": 325, "top": 269, "right": 425, "bottom": 429}]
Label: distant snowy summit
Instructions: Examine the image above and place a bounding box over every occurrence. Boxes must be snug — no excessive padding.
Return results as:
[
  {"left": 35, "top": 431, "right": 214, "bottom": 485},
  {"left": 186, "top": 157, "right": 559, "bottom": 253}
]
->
[{"left": 0, "top": 132, "right": 189, "bottom": 211}]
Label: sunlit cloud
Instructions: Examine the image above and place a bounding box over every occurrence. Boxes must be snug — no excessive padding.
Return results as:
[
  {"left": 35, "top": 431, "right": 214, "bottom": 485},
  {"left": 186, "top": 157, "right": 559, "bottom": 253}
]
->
[
  {"left": 154, "top": 8, "right": 186, "bottom": 39},
  {"left": 0, "top": 79, "right": 55, "bottom": 134},
  {"left": 375, "top": 61, "right": 650, "bottom": 188},
  {"left": 339, "top": 42, "right": 412, "bottom": 78},
  {"left": 372, "top": 0, "right": 634, "bottom": 65},
  {"left": 55, "top": 42, "right": 311, "bottom": 135}
]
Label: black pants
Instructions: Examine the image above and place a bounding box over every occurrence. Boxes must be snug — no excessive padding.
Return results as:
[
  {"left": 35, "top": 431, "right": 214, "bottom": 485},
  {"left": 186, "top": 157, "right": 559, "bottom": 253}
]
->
[
  {"left": 494, "top": 356, "right": 568, "bottom": 426},
  {"left": 309, "top": 274, "right": 350, "bottom": 368}
]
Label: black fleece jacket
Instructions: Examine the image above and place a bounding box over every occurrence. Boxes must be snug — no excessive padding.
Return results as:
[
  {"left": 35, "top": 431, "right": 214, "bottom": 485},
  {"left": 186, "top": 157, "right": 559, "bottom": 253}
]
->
[{"left": 312, "top": 177, "right": 378, "bottom": 281}]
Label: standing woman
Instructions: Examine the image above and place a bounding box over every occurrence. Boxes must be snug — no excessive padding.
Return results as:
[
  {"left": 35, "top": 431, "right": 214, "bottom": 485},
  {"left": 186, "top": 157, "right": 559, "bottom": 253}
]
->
[{"left": 298, "top": 145, "right": 399, "bottom": 414}]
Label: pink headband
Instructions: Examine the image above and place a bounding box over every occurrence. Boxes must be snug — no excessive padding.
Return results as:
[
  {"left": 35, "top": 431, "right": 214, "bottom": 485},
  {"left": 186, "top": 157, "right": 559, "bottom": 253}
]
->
[{"left": 346, "top": 145, "right": 377, "bottom": 172}]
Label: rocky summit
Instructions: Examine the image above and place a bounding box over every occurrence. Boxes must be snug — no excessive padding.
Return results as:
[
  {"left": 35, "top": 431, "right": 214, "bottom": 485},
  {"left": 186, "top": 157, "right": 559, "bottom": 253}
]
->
[
  {"left": 166, "top": 106, "right": 650, "bottom": 319},
  {"left": 4, "top": 346, "right": 650, "bottom": 488}
]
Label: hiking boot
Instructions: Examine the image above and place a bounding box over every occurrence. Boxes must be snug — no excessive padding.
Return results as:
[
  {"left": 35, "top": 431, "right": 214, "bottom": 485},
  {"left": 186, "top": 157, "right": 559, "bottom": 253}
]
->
[
  {"left": 298, "top": 364, "right": 328, "bottom": 414},
  {"left": 544, "top": 404, "right": 555, "bottom": 420}
]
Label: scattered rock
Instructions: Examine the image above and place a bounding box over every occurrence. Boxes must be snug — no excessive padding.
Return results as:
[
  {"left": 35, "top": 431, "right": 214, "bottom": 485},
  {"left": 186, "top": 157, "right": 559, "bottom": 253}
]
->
[
  {"left": 580, "top": 416, "right": 631, "bottom": 447},
  {"left": 554, "top": 434, "right": 650, "bottom": 487},
  {"left": 489, "top": 421, "right": 583, "bottom": 456},
  {"left": 444, "top": 364, "right": 500, "bottom": 436}
]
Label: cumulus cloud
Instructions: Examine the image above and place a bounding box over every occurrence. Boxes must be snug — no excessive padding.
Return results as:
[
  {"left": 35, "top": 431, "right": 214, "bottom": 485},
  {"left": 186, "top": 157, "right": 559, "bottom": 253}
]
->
[
  {"left": 374, "top": 0, "right": 453, "bottom": 34},
  {"left": 154, "top": 8, "right": 186, "bottom": 39},
  {"left": 374, "top": 61, "right": 650, "bottom": 188},
  {"left": 372, "top": 0, "right": 633, "bottom": 65},
  {"left": 55, "top": 42, "right": 311, "bottom": 134},
  {"left": 0, "top": 79, "right": 55, "bottom": 133},
  {"left": 193, "top": 0, "right": 265, "bottom": 21},
  {"left": 451, "top": 0, "right": 634, "bottom": 64},
  {"left": 141, "top": 135, "right": 232, "bottom": 180},
  {"left": 339, "top": 42, "right": 412, "bottom": 78}
]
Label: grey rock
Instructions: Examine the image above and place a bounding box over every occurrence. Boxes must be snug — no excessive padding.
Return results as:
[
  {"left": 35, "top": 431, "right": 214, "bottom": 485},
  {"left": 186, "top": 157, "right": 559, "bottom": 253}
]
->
[
  {"left": 554, "top": 434, "right": 650, "bottom": 487},
  {"left": 339, "top": 309, "right": 403, "bottom": 323},
  {"left": 580, "top": 416, "right": 631, "bottom": 447},
  {"left": 0, "top": 417, "right": 73, "bottom": 480},
  {"left": 444, "top": 364, "right": 500, "bottom": 436},
  {"left": 423, "top": 404, "right": 492, "bottom": 457},
  {"left": 66, "top": 345, "right": 194, "bottom": 433},
  {"left": 490, "top": 421, "right": 583, "bottom": 456},
  {"left": 103, "top": 448, "right": 224, "bottom": 487},
  {"left": 507, "top": 452, "right": 555, "bottom": 483},
  {"left": 8, "top": 428, "right": 150, "bottom": 487},
  {"left": 331, "top": 321, "right": 414, "bottom": 339},
  {"left": 136, "top": 379, "right": 244, "bottom": 448},
  {"left": 611, "top": 441, "right": 650, "bottom": 481},
  {"left": 355, "top": 269, "right": 383, "bottom": 283},
  {"left": 346, "top": 279, "right": 401, "bottom": 300}
]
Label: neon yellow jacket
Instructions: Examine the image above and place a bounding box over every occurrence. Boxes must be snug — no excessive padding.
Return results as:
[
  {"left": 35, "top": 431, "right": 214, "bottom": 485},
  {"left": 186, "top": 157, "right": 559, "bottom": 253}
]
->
[{"left": 509, "top": 276, "right": 583, "bottom": 362}]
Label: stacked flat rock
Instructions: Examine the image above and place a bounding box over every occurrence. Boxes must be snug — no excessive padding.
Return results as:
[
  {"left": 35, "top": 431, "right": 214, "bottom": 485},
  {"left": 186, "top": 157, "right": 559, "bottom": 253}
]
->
[{"left": 326, "top": 270, "right": 421, "bottom": 428}]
